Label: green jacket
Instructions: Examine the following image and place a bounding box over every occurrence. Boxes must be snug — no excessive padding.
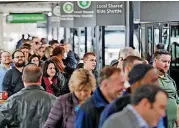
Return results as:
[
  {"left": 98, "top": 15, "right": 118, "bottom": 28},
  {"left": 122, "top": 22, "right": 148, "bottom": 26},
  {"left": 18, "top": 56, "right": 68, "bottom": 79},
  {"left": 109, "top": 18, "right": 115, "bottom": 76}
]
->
[{"left": 158, "top": 74, "right": 179, "bottom": 121}]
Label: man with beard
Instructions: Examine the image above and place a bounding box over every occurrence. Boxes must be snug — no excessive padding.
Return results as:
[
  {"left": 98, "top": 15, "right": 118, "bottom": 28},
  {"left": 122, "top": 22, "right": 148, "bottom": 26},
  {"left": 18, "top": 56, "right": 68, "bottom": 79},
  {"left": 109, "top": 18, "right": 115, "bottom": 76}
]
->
[
  {"left": 0, "top": 51, "right": 12, "bottom": 91},
  {"left": 2, "top": 50, "right": 25, "bottom": 97},
  {"left": 153, "top": 50, "right": 179, "bottom": 128}
]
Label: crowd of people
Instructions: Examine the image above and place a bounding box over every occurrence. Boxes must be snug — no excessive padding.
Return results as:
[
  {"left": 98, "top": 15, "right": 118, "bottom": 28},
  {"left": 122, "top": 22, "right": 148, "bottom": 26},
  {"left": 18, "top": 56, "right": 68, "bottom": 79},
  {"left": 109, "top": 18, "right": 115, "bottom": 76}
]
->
[{"left": 0, "top": 36, "right": 178, "bottom": 128}]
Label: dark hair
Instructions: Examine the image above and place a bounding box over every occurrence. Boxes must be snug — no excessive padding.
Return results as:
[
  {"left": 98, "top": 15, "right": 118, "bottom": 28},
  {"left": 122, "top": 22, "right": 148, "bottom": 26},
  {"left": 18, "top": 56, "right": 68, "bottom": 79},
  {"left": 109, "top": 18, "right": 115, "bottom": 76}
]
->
[
  {"left": 156, "top": 43, "right": 164, "bottom": 50},
  {"left": 22, "top": 43, "right": 31, "bottom": 49},
  {"left": 22, "top": 63, "right": 42, "bottom": 83},
  {"left": 131, "top": 84, "right": 168, "bottom": 105},
  {"left": 99, "top": 66, "right": 121, "bottom": 84},
  {"left": 49, "top": 40, "right": 59, "bottom": 46},
  {"left": 76, "top": 63, "right": 84, "bottom": 69},
  {"left": 42, "top": 60, "right": 58, "bottom": 77},
  {"left": 41, "top": 38, "right": 47, "bottom": 44},
  {"left": 60, "top": 39, "right": 64, "bottom": 44},
  {"left": 154, "top": 50, "right": 170, "bottom": 59},
  {"left": 123, "top": 55, "right": 142, "bottom": 71},
  {"left": 83, "top": 52, "right": 96, "bottom": 61},
  {"left": 12, "top": 50, "right": 24, "bottom": 59},
  {"left": 52, "top": 46, "right": 65, "bottom": 56},
  {"left": 128, "top": 64, "right": 153, "bottom": 85},
  {"left": 28, "top": 54, "right": 41, "bottom": 66},
  {"left": 20, "top": 46, "right": 31, "bottom": 50}
]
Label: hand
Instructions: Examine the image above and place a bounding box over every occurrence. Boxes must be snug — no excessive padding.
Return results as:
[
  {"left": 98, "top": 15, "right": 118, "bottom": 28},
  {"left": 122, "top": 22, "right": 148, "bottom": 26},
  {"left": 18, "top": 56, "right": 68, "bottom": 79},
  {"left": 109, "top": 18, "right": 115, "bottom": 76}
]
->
[
  {"left": 143, "top": 59, "right": 149, "bottom": 64},
  {"left": 49, "top": 80, "right": 53, "bottom": 84},
  {"left": 117, "top": 57, "right": 123, "bottom": 69}
]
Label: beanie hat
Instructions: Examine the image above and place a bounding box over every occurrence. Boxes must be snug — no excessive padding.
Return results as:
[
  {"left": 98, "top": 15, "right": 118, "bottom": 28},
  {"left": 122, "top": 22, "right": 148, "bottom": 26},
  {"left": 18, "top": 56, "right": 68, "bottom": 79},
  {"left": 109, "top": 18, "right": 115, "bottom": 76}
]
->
[
  {"left": 128, "top": 64, "right": 153, "bottom": 85},
  {"left": 156, "top": 43, "right": 164, "bottom": 50},
  {"left": 110, "top": 59, "right": 119, "bottom": 66}
]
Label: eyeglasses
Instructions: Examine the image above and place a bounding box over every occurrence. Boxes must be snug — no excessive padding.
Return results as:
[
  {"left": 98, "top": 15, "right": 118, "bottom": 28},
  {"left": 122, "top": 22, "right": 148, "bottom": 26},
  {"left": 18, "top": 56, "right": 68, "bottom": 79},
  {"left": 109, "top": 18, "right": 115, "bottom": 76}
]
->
[{"left": 14, "top": 56, "right": 25, "bottom": 59}]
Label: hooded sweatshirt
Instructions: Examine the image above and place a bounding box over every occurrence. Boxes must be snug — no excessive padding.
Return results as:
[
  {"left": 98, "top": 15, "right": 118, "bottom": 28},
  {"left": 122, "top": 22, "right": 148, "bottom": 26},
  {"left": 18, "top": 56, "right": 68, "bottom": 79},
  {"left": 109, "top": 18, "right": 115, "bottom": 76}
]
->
[{"left": 158, "top": 74, "right": 179, "bottom": 121}]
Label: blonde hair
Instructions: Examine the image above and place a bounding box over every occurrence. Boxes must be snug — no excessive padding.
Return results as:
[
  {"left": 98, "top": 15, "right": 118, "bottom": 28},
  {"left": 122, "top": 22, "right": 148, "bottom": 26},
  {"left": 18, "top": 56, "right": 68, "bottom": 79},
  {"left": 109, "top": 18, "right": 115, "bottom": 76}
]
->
[
  {"left": 118, "top": 47, "right": 134, "bottom": 59},
  {"left": 69, "top": 68, "right": 96, "bottom": 92}
]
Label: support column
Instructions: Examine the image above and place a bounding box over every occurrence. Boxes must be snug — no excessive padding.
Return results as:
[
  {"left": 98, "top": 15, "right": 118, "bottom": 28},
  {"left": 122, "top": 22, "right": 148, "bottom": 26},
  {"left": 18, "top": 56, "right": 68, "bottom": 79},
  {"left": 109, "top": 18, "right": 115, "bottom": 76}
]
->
[
  {"left": 95, "top": 26, "right": 100, "bottom": 71},
  {"left": 47, "top": 16, "right": 52, "bottom": 41},
  {"left": 125, "top": 1, "right": 134, "bottom": 48},
  {"left": 77, "top": 28, "right": 81, "bottom": 57}
]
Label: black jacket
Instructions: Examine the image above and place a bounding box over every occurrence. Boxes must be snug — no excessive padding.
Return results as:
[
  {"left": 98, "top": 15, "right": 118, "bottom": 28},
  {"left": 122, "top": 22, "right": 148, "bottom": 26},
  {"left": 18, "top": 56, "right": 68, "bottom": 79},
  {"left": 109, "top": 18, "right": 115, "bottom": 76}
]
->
[
  {"left": 42, "top": 72, "right": 70, "bottom": 97},
  {"left": 75, "top": 87, "right": 109, "bottom": 128},
  {"left": 63, "top": 50, "right": 78, "bottom": 69},
  {"left": 2, "top": 67, "right": 24, "bottom": 97},
  {"left": 0, "top": 85, "right": 56, "bottom": 128}
]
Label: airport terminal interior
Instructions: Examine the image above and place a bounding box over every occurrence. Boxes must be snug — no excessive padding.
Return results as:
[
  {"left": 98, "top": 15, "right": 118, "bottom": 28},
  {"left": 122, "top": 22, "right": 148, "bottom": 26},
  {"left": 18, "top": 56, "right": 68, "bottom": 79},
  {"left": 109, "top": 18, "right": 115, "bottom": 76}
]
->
[{"left": 0, "top": 1, "right": 179, "bottom": 128}]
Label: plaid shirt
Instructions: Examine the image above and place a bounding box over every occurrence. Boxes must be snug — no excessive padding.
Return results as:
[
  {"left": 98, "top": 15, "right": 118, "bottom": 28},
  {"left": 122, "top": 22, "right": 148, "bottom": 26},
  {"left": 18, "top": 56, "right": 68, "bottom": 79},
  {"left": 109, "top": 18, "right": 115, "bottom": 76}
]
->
[{"left": 127, "top": 104, "right": 150, "bottom": 128}]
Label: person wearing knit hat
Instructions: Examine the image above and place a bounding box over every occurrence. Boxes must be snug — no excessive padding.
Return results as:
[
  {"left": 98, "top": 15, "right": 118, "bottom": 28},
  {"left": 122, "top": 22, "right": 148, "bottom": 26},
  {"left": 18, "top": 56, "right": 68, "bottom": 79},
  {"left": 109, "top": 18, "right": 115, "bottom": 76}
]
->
[
  {"left": 98, "top": 64, "right": 166, "bottom": 128},
  {"left": 122, "top": 56, "right": 143, "bottom": 89},
  {"left": 127, "top": 64, "right": 159, "bottom": 93},
  {"left": 110, "top": 59, "right": 119, "bottom": 67}
]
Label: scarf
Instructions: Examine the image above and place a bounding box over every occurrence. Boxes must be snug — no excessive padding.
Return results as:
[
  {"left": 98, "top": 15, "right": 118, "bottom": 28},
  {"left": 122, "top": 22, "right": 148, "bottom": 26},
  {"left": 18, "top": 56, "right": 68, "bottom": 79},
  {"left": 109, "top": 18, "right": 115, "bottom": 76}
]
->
[
  {"left": 51, "top": 56, "right": 65, "bottom": 72},
  {"left": 43, "top": 77, "right": 57, "bottom": 94}
]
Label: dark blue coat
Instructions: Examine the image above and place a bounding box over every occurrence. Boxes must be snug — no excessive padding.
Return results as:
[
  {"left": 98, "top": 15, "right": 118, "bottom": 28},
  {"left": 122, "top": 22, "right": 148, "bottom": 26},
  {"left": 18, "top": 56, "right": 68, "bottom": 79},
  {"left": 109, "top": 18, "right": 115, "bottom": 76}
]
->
[
  {"left": 75, "top": 87, "right": 109, "bottom": 128},
  {"left": 63, "top": 50, "right": 77, "bottom": 69}
]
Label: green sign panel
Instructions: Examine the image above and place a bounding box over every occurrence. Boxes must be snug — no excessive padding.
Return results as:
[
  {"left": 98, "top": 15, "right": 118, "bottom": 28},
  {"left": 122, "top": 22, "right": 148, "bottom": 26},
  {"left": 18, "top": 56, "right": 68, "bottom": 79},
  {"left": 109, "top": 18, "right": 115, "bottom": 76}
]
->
[
  {"left": 6, "top": 13, "right": 46, "bottom": 23},
  {"left": 59, "top": 1, "right": 125, "bottom": 27}
]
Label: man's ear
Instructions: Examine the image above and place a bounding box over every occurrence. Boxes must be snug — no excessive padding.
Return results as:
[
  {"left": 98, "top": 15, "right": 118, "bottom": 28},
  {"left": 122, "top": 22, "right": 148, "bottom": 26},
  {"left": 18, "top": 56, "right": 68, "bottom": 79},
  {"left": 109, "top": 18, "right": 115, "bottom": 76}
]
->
[
  {"left": 38, "top": 76, "right": 42, "bottom": 83},
  {"left": 101, "top": 79, "right": 108, "bottom": 88},
  {"left": 153, "top": 58, "right": 158, "bottom": 65},
  {"left": 140, "top": 98, "right": 150, "bottom": 107},
  {"left": 83, "top": 59, "right": 87, "bottom": 64},
  {"left": 124, "top": 65, "right": 130, "bottom": 73}
]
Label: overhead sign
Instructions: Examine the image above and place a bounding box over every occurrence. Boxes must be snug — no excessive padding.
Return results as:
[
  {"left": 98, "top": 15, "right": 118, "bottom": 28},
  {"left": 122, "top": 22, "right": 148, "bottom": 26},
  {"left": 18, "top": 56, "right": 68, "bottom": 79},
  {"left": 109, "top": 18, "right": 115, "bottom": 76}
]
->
[
  {"left": 60, "top": 1, "right": 74, "bottom": 27},
  {"left": 6, "top": 13, "right": 46, "bottom": 23},
  {"left": 37, "top": 21, "right": 46, "bottom": 28},
  {"left": 73, "top": 1, "right": 96, "bottom": 27},
  {"left": 52, "top": 1, "right": 125, "bottom": 27},
  {"left": 51, "top": 4, "right": 61, "bottom": 27},
  {"left": 96, "top": 1, "right": 125, "bottom": 26},
  {"left": 140, "top": 1, "right": 179, "bottom": 22}
]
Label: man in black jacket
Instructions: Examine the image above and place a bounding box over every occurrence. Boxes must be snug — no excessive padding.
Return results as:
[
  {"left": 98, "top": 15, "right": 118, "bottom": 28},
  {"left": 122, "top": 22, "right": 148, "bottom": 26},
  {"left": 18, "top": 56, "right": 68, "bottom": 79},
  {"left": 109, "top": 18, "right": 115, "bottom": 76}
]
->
[
  {"left": 0, "top": 64, "right": 56, "bottom": 128},
  {"left": 2, "top": 50, "right": 25, "bottom": 96}
]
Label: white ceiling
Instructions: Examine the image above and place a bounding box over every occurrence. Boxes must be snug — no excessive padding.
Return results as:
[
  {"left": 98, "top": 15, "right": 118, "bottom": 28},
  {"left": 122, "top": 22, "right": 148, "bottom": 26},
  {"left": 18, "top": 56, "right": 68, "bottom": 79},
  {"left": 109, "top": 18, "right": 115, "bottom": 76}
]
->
[{"left": 0, "top": 2, "right": 59, "bottom": 13}]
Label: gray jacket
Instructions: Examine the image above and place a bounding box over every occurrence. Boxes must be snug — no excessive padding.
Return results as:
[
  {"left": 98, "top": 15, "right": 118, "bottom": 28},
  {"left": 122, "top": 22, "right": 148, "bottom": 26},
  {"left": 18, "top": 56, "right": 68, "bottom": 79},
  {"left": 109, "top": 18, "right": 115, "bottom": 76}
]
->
[{"left": 102, "top": 106, "right": 142, "bottom": 128}]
